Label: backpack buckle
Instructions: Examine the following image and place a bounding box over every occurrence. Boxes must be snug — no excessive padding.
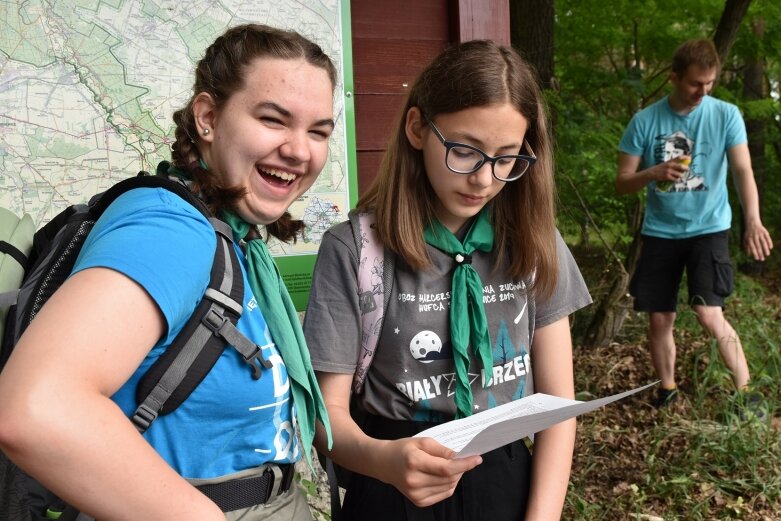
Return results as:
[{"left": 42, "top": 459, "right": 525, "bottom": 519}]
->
[
  {"left": 241, "top": 348, "right": 272, "bottom": 380},
  {"left": 358, "top": 291, "right": 376, "bottom": 314},
  {"left": 132, "top": 404, "right": 159, "bottom": 432},
  {"left": 202, "top": 308, "right": 271, "bottom": 379},
  {"left": 202, "top": 308, "right": 230, "bottom": 334}
]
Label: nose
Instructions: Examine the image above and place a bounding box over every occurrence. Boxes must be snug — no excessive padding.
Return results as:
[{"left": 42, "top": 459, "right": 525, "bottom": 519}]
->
[
  {"left": 279, "top": 130, "right": 310, "bottom": 163},
  {"left": 468, "top": 161, "right": 494, "bottom": 187}
]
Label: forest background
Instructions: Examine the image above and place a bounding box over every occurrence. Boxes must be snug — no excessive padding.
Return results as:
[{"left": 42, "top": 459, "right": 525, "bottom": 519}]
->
[
  {"left": 519, "top": 0, "right": 780, "bottom": 519},
  {"left": 301, "top": 1, "right": 781, "bottom": 520}
]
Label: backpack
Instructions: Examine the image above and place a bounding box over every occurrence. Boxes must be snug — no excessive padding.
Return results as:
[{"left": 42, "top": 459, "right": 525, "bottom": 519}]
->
[
  {"left": 0, "top": 171, "right": 268, "bottom": 521},
  {"left": 321, "top": 210, "right": 393, "bottom": 521},
  {"left": 350, "top": 211, "right": 394, "bottom": 393},
  {"left": 0, "top": 209, "right": 35, "bottom": 353}
]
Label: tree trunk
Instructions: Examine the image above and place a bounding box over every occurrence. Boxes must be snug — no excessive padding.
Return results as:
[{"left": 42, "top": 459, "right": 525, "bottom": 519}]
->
[
  {"left": 583, "top": 200, "right": 643, "bottom": 347},
  {"left": 739, "top": 16, "right": 766, "bottom": 275},
  {"left": 713, "top": 0, "right": 753, "bottom": 65},
  {"left": 509, "top": 0, "right": 555, "bottom": 90}
]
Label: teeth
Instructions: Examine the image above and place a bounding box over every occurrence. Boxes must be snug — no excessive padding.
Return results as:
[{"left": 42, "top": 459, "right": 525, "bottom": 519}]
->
[{"left": 261, "top": 167, "right": 296, "bottom": 182}]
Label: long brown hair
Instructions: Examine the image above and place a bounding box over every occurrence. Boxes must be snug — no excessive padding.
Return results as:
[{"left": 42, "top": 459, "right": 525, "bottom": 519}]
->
[
  {"left": 170, "top": 23, "right": 337, "bottom": 242},
  {"left": 358, "top": 40, "right": 559, "bottom": 298}
]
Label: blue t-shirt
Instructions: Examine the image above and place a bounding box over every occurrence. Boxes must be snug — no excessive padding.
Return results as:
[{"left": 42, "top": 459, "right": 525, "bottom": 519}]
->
[
  {"left": 619, "top": 95, "right": 747, "bottom": 238},
  {"left": 72, "top": 187, "right": 300, "bottom": 479}
]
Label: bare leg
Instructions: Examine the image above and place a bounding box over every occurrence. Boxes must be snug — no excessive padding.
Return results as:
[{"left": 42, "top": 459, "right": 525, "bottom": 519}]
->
[
  {"left": 648, "top": 312, "right": 677, "bottom": 388},
  {"left": 692, "top": 305, "right": 750, "bottom": 390}
]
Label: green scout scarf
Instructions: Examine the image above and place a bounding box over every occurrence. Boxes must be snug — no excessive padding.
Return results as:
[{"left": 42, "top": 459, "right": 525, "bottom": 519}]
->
[
  {"left": 423, "top": 208, "right": 494, "bottom": 419},
  {"left": 158, "top": 161, "right": 331, "bottom": 467},
  {"left": 221, "top": 211, "right": 331, "bottom": 468}
]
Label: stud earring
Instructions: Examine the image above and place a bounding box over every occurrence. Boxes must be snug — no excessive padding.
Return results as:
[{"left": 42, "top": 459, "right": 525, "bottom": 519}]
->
[{"left": 203, "top": 128, "right": 210, "bottom": 136}]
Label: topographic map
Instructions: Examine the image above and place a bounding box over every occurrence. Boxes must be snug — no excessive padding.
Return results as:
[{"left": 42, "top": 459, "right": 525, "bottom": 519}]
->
[{"left": 0, "top": 0, "right": 350, "bottom": 257}]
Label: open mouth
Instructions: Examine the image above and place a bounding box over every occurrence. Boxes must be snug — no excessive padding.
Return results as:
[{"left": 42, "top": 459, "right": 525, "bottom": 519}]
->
[{"left": 258, "top": 166, "right": 297, "bottom": 187}]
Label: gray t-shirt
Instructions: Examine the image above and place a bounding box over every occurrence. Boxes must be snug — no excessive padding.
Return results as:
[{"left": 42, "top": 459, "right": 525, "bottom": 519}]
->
[{"left": 304, "top": 220, "right": 592, "bottom": 421}]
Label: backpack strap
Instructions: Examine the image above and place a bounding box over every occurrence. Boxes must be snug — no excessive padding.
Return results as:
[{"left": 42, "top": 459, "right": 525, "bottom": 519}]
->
[
  {"left": 0, "top": 241, "right": 29, "bottom": 272},
  {"left": 324, "top": 212, "right": 395, "bottom": 520},
  {"left": 0, "top": 237, "right": 26, "bottom": 307},
  {"left": 131, "top": 217, "right": 271, "bottom": 433},
  {"left": 67, "top": 171, "right": 271, "bottom": 433},
  {"left": 349, "top": 210, "right": 393, "bottom": 394},
  {"left": 0, "top": 289, "right": 19, "bottom": 308}
]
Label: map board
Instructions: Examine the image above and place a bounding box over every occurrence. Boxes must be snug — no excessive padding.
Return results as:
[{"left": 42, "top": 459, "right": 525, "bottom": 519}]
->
[{"left": 0, "top": 0, "right": 357, "bottom": 309}]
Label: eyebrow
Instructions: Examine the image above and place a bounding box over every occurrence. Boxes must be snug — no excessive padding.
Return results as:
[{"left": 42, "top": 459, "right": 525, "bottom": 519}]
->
[
  {"left": 257, "top": 101, "right": 335, "bottom": 130},
  {"left": 450, "top": 131, "right": 522, "bottom": 153}
]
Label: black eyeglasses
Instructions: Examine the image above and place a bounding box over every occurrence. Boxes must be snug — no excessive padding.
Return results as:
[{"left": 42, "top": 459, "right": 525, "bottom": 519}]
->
[{"left": 424, "top": 116, "right": 536, "bottom": 182}]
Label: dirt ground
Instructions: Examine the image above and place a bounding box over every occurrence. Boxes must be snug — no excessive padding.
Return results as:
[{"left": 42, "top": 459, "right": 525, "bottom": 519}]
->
[{"left": 565, "top": 250, "right": 781, "bottom": 520}]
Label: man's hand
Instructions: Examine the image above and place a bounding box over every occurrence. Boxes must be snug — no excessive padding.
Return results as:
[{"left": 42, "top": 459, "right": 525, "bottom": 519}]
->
[
  {"left": 616, "top": 153, "right": 691, "bottom": 194},
  {"left": 743, "top": 220, "right": 773, "bottom": 261},
  {"left": 656, "top": 155, "right": 691, "bottom": 183}
]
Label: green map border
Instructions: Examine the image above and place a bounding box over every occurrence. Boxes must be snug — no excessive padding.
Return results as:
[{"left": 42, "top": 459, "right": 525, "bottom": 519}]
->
[{"left": 277, "top": 0, "right": 358, "bottom": 310}]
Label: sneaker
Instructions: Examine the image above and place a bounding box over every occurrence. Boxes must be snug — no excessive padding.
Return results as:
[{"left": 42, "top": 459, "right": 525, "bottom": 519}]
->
[
  {"left": 652, "top": 387, "right": 679, "bottom": 408},
  {"left": 733, "top": 391, "right": 767, "bottom": 422}
]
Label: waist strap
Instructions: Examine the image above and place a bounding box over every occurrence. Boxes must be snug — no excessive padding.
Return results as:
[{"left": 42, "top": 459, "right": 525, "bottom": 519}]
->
[{"left": 196, "top": 464, "right": 295, "bottom": 512}]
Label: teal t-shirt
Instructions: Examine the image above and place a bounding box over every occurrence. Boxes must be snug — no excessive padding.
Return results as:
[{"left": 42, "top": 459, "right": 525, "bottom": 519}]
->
[
  {"left": 72, "top": 187, "right": 300, "bottom": 479},
  {"left": 619, "top": 95, "right": 747, "bottom": 238}
]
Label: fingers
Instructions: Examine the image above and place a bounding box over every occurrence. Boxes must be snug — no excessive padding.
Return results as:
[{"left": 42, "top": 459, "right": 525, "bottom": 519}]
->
[
  {"left": 744, "top": 226, "right": 774, "bottom": 261},
  {"left": 656, "top": 158, "right": 689, "bottom": 182},
  {"left": 388, "top": 437, "right": 483, "bottom": 507},
  {"left": 412, "top": 437, "right": 482, "bottom": 476},
  {"left": 407, "top": 483, "right": 462, "bottom": 507}
]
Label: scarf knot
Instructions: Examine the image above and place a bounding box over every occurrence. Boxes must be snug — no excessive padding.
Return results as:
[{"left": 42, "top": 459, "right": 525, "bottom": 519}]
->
[{"left": 454, "top": 253, "right": 472, "bottom": 264}]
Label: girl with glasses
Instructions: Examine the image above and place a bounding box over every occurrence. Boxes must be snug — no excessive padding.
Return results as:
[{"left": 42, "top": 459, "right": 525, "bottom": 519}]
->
[{"left": 304, "top": 40, "right": 591, "bottom": 520}]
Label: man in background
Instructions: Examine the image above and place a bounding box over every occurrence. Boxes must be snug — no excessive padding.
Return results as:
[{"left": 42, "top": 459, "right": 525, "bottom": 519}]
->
[{"left": 615, "top": 38, "right": 773, "bottom": 414}]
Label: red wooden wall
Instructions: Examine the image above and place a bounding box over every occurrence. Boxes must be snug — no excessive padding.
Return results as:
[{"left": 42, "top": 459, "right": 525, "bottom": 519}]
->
[{"left": 350, "top": 0, "right": 510, "bottom": 193}]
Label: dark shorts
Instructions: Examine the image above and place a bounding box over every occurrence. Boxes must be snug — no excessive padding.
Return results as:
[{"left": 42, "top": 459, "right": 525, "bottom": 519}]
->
[
  {"left": 630, "top": 231, "right": 734, "bottom": 312},
  {"left": 341, "top": 414, "right": 532, "bottom": 521}
]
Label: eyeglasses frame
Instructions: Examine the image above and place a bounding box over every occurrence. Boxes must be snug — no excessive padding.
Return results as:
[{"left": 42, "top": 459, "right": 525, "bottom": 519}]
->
[{"left": 423, "top": 115, "right": 537, "bottom": 182}]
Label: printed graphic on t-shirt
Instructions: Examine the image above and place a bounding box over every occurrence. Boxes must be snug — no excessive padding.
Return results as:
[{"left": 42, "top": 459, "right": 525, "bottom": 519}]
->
[
  {"left": 244, "top": 295, "right": 300, "bottom": 463},
  {"left": 381, "top": 277, "right": 531, "bottom": 421},
  {"left": 653, "top": 131, "right": 708, "bottom": 193}
]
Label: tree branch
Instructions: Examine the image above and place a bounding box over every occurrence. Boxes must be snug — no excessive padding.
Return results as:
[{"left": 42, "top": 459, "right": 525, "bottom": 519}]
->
[{"left": 561, "top": 172, "right": 628, "bottom": 276}]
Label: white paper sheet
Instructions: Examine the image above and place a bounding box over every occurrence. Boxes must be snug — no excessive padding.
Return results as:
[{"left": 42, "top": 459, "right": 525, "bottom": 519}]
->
[{"left": 413, "top": 382, "right": 657, "bottom": 457}]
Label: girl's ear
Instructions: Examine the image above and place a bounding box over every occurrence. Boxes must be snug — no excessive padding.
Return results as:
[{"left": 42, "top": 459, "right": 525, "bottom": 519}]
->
[
  {"left": 405, "top": 106, "right": 426, "bottom": 150},
  {"left": 192, "top": 92, "right": 218, "bottom": 143}
]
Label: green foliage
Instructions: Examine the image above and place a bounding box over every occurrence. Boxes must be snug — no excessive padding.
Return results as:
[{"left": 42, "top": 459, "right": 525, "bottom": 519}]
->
[
  {"left": 296, "top": 471, "right": 331, "bottom": 520},
  {"left": 553, "top": 0, "right": 781, "bottom": 249},
  {"left": 550, "top": 4, "right": 781, "bottom": 516},
  {"left": 741, "top": 98, "right": 781, "bottom": 123}
]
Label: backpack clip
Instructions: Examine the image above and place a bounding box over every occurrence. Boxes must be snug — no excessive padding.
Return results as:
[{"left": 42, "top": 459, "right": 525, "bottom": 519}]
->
[
  {"left": 202, "top": 308, "right": 272, "bottom": 379},
  {"left": 241, "top": 347, "right": 273, "bottom": 380}
]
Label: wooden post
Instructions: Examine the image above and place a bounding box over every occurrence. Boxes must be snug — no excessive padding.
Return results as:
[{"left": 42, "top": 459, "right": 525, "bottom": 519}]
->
[{"left": 450, "top": 0, "right": 510, "bottom": 44}]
